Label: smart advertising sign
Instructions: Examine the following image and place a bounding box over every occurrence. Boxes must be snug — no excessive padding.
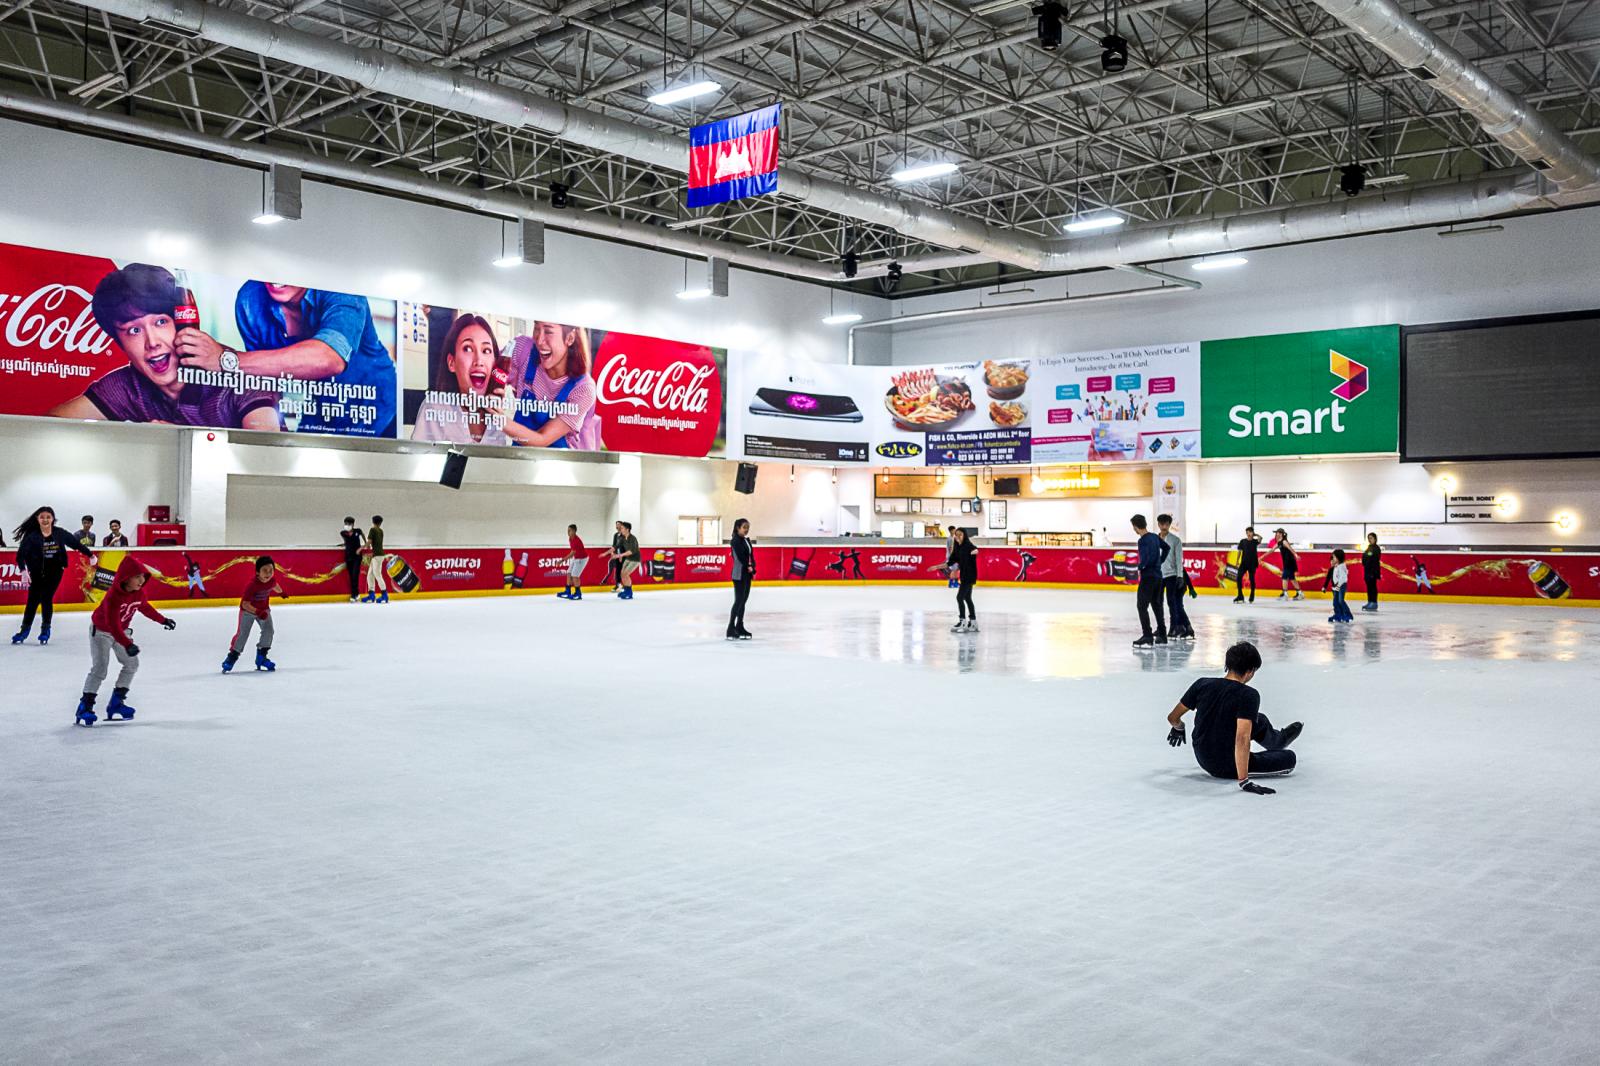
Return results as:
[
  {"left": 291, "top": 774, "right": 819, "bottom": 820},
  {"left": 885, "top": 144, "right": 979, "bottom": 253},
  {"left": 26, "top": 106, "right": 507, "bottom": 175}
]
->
[{"left": 1200, "top": 326, "right": 1399, "bottom": 458}]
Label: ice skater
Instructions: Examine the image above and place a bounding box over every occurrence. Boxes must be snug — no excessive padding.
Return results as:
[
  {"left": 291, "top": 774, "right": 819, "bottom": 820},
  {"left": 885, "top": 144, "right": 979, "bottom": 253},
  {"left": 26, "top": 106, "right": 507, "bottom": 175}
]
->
[
  {"left": 727, "top": 518, "right": 755, "bottom": 640},
  {"left": 363, "top": 515, "right": 389, "bottom": 603},
  {"left": 340, "top": 516, "right": 366, "bottom": 602},
  {"left": 75, "top": 557, "right": 176, "bottom": 726},
  {"left": 942, "top": 527, "right": 979, "bottom": 633},
  {"left": 1361, "top": 533, "right": 1382, "bottom": 612},
  {"left": 1157, "top": 514, "right": 1192, "bottom": 640},
  {"left": 558, "top": 524, "right": 586, "bottom": 601},
  {"left": 1327, "top": 549, "right": 1354, "bottom": 624},
  {"left": 1233, "top": 526, "right": 1260, "bottom": 603},
  {"left": 1266, "top": 528, "right": 1304, "bottom": 600},
  {"left": 1164, "top": 641, "right": 1302, "bottom": 795},
  {"left": 11, "top": 506, "right": 97, "bottom": 646},
  {"left": 183, "top": 552, "right": 207, "bottom": 598},
  {"left": 606, "top": 521, "right": 626, "bottom": 591},
  {"left": 1130, "top": 514, "right": 1169, "bottom": 649},
  {"left": 223, "top": 556, "right": 286, "bottom": 673},
  {"left": 609, "top": 521, "right": 640, "bottom": 600}
]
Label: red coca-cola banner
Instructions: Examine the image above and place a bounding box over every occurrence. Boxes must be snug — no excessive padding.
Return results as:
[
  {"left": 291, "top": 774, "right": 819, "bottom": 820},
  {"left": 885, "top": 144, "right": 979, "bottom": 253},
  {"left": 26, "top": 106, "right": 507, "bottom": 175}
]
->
[
  {"left": 3, "top": 546, "right": 1595, "bottom": 610},
  {"left": 591, "top": 333, "right": 722, "bottom": 457}
]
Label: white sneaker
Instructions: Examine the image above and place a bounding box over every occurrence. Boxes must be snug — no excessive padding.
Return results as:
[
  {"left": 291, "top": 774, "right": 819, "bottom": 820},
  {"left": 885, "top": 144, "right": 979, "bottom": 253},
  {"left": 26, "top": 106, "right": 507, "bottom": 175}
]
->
[
  {"left": 1293, "top": 592, "right": 1304, "bottom": 601},
  {"left": 951, "top": 619, "right": 968, "bottom": 632},
  {"left": 965, "top": 620, "right": 980, "bottom": 632}
]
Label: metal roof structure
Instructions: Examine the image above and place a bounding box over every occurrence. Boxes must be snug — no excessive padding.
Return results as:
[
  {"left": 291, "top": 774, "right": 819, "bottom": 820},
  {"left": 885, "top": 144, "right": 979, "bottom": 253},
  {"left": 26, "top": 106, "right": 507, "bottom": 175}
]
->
[{"left": 3, "top": 0, "right": 1599, "bottom": 293}]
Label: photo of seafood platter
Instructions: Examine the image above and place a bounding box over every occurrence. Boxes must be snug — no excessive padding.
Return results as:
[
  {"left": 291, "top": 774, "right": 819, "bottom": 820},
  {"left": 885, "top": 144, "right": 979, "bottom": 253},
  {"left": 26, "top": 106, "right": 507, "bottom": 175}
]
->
[{"left": 885, "top": 367, "right": 975, "bottom": 432}]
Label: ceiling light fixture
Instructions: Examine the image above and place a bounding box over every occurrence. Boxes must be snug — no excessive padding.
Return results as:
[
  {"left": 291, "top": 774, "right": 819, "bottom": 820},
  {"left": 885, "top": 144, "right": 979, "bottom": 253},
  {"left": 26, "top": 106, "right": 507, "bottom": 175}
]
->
[
  {"left": 1033, "top": 2, "right": 1063, "bottom": 50},
  {"left": 822, "top": 312, "right": 863, "bottom": 325},
  {"left": 1063, "top": 213, "right": 1125, "bottom": 233},
  {"left": 1191, "top": 99, "right": 1274, "bottom": 122},
  {"left": 676, "top": 287, "right": 712, "bottom": 301},
  {"left": 890, "top": 161, "right": 960, "bottom": 183},
  {"left": 1339, "top": 163, "right": 1367, "bottom": 197},
  {"left": 419, "top": 154, "right": 471, "bottom": 175},
  {"left": 1366, "top": 172, "right": 1410, "bottom": 187},
  {"left": 1191, "top": 255, "right": 1248, "bottom": 271},
  {"left": 647, "top": 80, "right": 721, "bottom": 106},
  {"left": 1100, "top": 33, "right": 1128, "bottom": 73},
  {"left": 252, "top": 163, "right": 301, "bottom": 226}
]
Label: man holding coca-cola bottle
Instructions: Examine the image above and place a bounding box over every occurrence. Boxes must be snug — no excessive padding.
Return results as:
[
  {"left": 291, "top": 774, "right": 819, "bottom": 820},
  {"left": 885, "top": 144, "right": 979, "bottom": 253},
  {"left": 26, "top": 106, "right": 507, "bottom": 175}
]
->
[
  {"left": 50, "top": 264, "right": 280, "bottom": 431},
  {"left": 173, "top": 280, "right": 397, "bottom": 438}
]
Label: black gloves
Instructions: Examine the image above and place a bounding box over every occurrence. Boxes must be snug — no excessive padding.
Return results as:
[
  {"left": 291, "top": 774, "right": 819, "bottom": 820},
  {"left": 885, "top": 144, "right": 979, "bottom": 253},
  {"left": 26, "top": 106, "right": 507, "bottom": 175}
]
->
[
  {"left": 1240, "top": 779, "right": 1276, "bottom": 795},
  {"left": 163, "top": 619, "right": 177, "bottom": 631},
  {"left": 125, "top": 642, "right": 141, "bottom": 657},
  {"left": 1167, "top": 725, "right": 1186, "bottom": 747}
]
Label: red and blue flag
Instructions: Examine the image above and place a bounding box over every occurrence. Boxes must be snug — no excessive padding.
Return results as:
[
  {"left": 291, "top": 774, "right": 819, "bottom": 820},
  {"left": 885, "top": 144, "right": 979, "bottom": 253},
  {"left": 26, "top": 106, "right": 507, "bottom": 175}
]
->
[{"left": 687, "top": 104, "right": 781, "bottom": 209}]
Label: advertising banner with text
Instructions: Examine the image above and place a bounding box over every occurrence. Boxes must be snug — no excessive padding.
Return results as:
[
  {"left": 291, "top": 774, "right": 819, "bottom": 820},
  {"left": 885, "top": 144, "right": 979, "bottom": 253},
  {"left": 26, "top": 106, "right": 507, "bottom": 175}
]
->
[{"left": 1200, "top": 325, "right": 1399, "bottom": 458}]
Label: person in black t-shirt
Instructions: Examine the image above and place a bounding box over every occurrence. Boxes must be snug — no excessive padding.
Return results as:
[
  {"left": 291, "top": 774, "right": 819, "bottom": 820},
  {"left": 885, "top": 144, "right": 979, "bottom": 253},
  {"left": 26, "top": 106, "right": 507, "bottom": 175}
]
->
[
  {"left": 1164, "top": 641, "right": 1303, "bottom": 795},
  {"left": 1233, "top": 526, "right": 1261, "bottom": 603},
  {"left": 339, "top": 516, "right": 366, "bottom": 602}
]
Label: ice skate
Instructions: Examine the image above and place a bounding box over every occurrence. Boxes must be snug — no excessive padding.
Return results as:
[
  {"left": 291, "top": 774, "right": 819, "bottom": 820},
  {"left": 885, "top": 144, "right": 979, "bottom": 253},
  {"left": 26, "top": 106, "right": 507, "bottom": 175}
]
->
[
  {"left": 964, "top": 620, "right": 979, "bottom": 633},
  {"left": 736, "top": 627, "right": 752, "bottom": 640},
  {"left": 951, "top": 619, "right": 967, "bottom": 632},
  {"left": 38, "top": 625, "right": 50, "bottom": 645},
  {"left": 11, "top": 627, "right": 30, "bottom": 645},
  {"left": 255, "top": 650, "right": 276, "bottom": 672},
  {"left": 1132, "top": 635, "right": 1154, "bottom": 650},
  {"left": 376, "top": 591, "right": 389, "bottom": 604},
  {"left": 74, "top": 693, "right": 97, "bottom": 727},
  {"left": 104, "top": 689, "right": 136, "bottom": 722},
  {"left": 222, "top": 651, "right": 240, "bottom": 673},
  {"left": 361, "top": 592, "right": 375, "bottom": 603}
]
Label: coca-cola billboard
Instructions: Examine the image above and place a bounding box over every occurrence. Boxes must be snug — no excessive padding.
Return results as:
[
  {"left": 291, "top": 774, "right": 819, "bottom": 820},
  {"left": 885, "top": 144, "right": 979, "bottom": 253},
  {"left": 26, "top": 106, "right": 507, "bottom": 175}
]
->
[
  {"left": 0, "top": 244, "right": 121, "bottom": 414},
  {"left": 592, "top": 332, "right": 723, "bottom": 457}
]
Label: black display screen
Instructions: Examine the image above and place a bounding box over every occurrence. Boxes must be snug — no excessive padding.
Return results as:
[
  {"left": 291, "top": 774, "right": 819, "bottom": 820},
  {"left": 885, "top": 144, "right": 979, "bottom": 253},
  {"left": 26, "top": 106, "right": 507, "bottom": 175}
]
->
[{"left": 1402, "top": 312, "right": 1600, "bottom": 461}]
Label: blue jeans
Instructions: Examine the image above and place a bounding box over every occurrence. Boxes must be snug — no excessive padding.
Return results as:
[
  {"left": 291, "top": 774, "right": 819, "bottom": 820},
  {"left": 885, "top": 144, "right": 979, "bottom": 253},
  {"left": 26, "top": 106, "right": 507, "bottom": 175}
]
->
[{"left": 1331, "top": 588, "right": 1353, "bottom": 622}]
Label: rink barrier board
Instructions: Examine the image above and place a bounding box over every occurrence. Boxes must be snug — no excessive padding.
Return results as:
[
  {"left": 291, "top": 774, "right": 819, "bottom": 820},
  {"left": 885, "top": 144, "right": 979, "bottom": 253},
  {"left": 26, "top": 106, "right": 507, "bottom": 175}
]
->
[{"left": 2, "top": 544, "right": 1596, "bottom": 611}]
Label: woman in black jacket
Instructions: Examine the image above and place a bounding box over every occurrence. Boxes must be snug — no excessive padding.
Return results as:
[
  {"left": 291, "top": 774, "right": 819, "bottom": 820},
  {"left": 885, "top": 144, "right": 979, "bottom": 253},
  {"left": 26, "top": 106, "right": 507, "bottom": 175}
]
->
[
  {"left": 727, "top": 518, "right": 755, "bottom": 640},
  {"left": 1361, "top": 533, "right": 1383, "bottom": 612},
  {"left": 946, "top": 528, "right": 979, "bottom": 633},
  {"left": 11, "top": 506, "right": 97, "bottom": 645}
]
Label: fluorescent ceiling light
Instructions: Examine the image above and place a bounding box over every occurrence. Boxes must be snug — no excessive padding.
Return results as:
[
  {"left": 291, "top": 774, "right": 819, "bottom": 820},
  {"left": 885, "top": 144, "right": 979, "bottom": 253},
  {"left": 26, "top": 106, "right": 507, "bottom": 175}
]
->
[
  {"left": 1191, "top": 99, "right": 1274, "bottom": 122},
  {"left": 891, "top": 161, "right": 960, "bottom": 182},
  {"left": 68, "top": 71, "right": 127, "bottom": 99},
  {"left": 676, "top": 287, "right": 713, "bottom": 300},
  {"left": 251, "top": 213, "right": 286, "bottom": 225},
  {"left": 647, "top": 80, "right": 721, "bottom": 106},
  {"left": 420, "top": 154, "right": 472, "bottom": 174},
  {"left": 1063, "top": 213, "right": 1125, "bottom": 233},
  {"left": 667, "top": 216, "right": 713, "bottom": 230},
  {"left": 1191, "top": 255, "right": 1249, "bottom": 271},
  {"left": 1365, "top": 173, "right": 1410, "bottom": 187},
  {"left": 822, "top": 312, "right": 864, "bottom": 325}
]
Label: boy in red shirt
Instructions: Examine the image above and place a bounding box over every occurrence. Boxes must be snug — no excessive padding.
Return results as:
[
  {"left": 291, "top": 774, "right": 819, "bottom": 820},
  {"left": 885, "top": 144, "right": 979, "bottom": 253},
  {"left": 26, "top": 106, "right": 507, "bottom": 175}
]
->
[
  {"left": 557, "top": 524, "right": 586, "bottom": 601},
  {"left": 77, "top": 556, "right": 176, "bottom": 726},
  {"left": 223, "top": 556, "right": 287, "bottom": 673}
]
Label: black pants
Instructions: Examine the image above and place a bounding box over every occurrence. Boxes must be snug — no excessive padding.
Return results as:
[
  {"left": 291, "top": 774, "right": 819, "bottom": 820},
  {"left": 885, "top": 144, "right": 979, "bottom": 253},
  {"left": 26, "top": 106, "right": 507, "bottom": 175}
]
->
[
  {"left": 1235, "top": 566, "right": 1257, "bottom": 601},
  {"left": 1136, "top": 572, "right": 1166, "bottom": 638},
  {"left": 1364, "top": 569, "right": 1380, "bottom": 605},
  {"left": 20, "top": 568, "right": 64, "bottom": 630},
  {"left": 344, "top": 556, "right": 362, "bottom": 598},
  {"left": 728, "top": 578, "right": 751, "bottom": 631},
  {"left": 955, "top": 579, "right": 975, "bottom": 619},
  {"left": 1164, "top": 575, "right": 1191, "bottom": 632},
  {"left": 1200, "top": 711, "right": 1298, "bottom": 779},
  {"left": 607, "top": 559, "right": 622, "bottom": 588}
]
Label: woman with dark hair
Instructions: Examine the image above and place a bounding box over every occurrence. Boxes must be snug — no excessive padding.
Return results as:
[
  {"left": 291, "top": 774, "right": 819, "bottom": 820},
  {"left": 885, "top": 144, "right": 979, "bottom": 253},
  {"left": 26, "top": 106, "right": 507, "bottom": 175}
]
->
[
  {"left": 11, "top": 506, "right": 97, "bottom": 645},
  {"left": 1265, "top": 528, "right": 1304, "bottom": 601},
  {"left": 411, "top": 313, "right": 511, "bottom": 445},
  {"left": 1361, "top": 533, "right": 1383, "bottom": 612},
  {"left": 945, "top": 528, "right": 979, "bottom": 633},
  {"left": 503, "top": 321, "right": 602, "bottom": 450},
  {"left": 727, "top": 519, "right": 755, "bottom": 640}
]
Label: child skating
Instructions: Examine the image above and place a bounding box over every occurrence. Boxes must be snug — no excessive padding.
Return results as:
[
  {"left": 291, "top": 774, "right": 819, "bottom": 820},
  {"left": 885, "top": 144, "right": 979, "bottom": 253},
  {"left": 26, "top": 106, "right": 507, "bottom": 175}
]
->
[
  {"left": 76, "top": 557, "right": 176, "bottom": 726},
  {"left": 1327, "top": 549, "right": 1354, "bottom": 624},
  {"left": 223, "top": 556, "right": 287, "bottom": 673}
]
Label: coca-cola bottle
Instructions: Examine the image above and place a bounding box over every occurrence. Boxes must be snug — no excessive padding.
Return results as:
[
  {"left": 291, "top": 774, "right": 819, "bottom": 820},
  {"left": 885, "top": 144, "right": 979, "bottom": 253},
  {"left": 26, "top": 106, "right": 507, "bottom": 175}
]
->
[{"left": 172, "top": 269, "right": 200, "bottom": 331}]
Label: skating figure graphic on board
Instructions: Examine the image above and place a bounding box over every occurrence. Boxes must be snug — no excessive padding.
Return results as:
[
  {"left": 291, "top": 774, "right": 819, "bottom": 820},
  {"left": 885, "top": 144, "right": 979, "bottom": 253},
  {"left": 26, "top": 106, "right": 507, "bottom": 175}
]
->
[
  {"left": 825, "top": 549, "right": 864, "bottom": 579},
  {"left": 1411, "top": 556, "right": 1433, "bottom": 593},
  {"left": 1014, "top": 552, "right": 1037, "bottom": 582},
  {"left": 184, "top": 553, "right": 207, "bottom": 598}
]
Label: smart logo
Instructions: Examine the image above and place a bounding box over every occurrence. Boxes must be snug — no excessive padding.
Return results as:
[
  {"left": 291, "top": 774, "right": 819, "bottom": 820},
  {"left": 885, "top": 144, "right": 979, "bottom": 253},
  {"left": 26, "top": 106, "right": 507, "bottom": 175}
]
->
[{"left": 1201, "top": 326, "right": 1398, "bottom": 458}]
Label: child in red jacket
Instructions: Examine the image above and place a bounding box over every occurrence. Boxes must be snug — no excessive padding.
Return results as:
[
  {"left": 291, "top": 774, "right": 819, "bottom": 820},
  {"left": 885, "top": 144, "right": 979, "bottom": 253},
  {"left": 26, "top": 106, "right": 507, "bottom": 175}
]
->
[
  {"left": 223, "top": 556, "right": 286, "bottom": 673},
  {"left": 78, "top": 557, "right": 176, "bottom": 726}
]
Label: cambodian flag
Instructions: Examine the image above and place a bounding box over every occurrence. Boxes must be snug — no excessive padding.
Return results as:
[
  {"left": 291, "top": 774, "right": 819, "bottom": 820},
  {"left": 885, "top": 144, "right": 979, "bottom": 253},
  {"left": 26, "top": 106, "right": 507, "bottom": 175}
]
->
[{"left": 687, "top": 104, "right": 781, "bottom": 209}]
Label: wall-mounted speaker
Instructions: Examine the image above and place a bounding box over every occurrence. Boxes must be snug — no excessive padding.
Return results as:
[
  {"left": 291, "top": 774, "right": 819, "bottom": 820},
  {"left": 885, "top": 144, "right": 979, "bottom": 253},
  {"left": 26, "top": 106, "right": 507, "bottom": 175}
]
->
[
  {"left": 734, "top": 462, "right": 759, "bottom": 494},
  {"left": 440, "top": 451, "right": 468, "bottom": 490}
]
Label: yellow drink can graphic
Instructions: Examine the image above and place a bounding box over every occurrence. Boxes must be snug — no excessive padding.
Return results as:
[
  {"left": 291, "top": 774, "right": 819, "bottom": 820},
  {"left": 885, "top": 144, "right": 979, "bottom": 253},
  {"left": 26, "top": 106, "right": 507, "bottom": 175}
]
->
[
  {"left": 1527, "top": 561, "right": 1569, "bottom": 599},
  {"left": 1223, "top": 549, "right": 1241, "bottom": 584},
  {"left": 385, "top": 554, "right": 422, "bottom": 593}
]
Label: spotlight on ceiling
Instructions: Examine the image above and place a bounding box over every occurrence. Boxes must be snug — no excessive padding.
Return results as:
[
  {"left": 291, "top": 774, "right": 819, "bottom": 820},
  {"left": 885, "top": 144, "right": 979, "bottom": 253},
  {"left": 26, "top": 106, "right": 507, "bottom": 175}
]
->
[
  {"left": 549, "top": 181, "right": 570, "bottom": 209},
  {"left": 1033, "top": 2, "right": 1064, "bottom": 51},
  {"left": 1339, "top": 163, "right": 1367, "bottom": 197},
  {"left": 842, "top": 251, "right": 859, "bottom": 279},
  {"left": 886, "top": 261, "right": 903, "bottom": 288},
  {"left": 1100, "top": 33, "right": 1128, "bottom": 73}
]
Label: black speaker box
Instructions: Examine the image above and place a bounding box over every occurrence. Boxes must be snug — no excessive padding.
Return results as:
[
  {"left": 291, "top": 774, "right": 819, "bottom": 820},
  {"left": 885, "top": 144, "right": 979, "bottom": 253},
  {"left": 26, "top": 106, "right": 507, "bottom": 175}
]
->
[
  {"left": 734, "top": 462, "right": 759, "bottom": 494},
  {"left": 440, "top": 451, "right": 468, "bottom": 490}
]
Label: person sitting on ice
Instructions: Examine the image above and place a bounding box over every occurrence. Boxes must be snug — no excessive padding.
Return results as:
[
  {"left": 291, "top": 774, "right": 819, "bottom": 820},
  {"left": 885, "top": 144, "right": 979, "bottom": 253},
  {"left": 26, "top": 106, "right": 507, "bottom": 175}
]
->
[{"left": 1163, "top": 641, "right": 1302, "bottom": 796}]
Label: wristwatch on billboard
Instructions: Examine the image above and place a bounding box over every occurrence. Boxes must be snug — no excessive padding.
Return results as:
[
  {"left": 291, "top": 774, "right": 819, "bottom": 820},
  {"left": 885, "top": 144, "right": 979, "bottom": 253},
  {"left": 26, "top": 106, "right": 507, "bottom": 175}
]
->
[{"left": 219, "top": 347, "right": 241, "bottom": 373}]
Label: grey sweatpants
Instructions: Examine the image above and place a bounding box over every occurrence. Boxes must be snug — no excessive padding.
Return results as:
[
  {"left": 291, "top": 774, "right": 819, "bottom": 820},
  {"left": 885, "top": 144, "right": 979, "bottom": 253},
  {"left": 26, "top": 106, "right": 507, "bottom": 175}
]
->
[
  {"left": 84, "top": 625, "right": 138, "bottom": 695},
  {"left": 229, "top": 609, "right": 275, "bottom": 656}
]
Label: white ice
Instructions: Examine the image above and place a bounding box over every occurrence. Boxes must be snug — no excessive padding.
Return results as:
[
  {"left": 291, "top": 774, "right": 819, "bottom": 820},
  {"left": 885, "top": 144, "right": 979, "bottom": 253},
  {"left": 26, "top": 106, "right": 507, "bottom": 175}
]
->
[{"left": 3, "top": 586, "right": 1598, "bottom": 1065}]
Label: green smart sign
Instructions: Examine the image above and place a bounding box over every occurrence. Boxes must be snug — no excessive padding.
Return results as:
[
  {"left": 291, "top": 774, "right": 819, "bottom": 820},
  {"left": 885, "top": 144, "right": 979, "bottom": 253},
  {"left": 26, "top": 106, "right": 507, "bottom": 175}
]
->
[{"left": 1200, "top": 325, "right": 1400, "bottom": 458}]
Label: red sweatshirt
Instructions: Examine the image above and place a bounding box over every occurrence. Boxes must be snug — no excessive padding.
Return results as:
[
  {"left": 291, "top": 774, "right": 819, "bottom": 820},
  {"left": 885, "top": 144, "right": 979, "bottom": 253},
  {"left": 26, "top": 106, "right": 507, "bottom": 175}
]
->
[
  {"left": 91, "top": 557, "right": 170, "bottom": 648},
  {"left": 239, "top": 575, "right": 285, "bottom": 617}
]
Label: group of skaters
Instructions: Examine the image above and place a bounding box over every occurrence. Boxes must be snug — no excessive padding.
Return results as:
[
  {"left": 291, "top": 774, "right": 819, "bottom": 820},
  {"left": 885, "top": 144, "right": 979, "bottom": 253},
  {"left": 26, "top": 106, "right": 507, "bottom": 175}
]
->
[{"left": 1229, "top": 526, "right": 1386, "bottom": 621}]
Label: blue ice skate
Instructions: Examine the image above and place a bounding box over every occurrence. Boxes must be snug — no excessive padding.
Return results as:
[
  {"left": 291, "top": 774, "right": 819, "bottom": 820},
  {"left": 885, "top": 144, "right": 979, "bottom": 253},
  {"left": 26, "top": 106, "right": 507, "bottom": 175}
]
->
[
  {"left": 38, "top": 625, "right": 50, "bottom": 645},
  {"left": 74, "top": 694, "right": 97, "bottom": 727},
  {"left": 11, "top": 626, "right": 30, "bottom": 645},
  {"left": 255, "top": 650, "right": 276, "bottom": 672},
  {"left": 376, "top": 591, "right": 389, "bottom": 604},
  {"left": 105, "top": 689, "right": 136, "bottom": 721},
  {"left": 222, "top": 651, "right": 239, "bottom": 673},
  {"left": 361, "top": 592, "right": 376, "bottom": 603}
]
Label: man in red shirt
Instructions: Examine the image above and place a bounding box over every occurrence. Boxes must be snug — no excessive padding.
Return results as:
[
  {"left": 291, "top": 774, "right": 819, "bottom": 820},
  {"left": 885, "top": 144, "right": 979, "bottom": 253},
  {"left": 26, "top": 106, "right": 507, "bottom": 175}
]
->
[
  {"left": 77, "top": 557, "right": 176, "bottom": 726},
  {"left": 224, "top": 556, "right": 287, "bottom": 673},
  {"left": 558, "top": 524, "right": 586, "bottom": 601}
]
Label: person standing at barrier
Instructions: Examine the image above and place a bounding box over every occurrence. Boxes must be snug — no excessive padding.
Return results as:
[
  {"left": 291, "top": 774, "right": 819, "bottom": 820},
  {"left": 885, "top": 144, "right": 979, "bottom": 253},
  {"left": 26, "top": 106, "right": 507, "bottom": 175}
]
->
[
  {"left": 1131, "top": 514, "right": 1169, "bottom": 650},
  {"left": 223, "top": 556, "right": 287, "bottom": 673},
  {"left": 340, "top": 516, "right": 366, "bottom": 602},
  {"left": 363, "top": 515, "right": 389, "bottom": 604},
  {"left": 102, "top": 520, "right": 130, "bottom": 548},
  {"left": 559, "top": 524, "right": 587, "bottom": 601},
  {"left": 11, "top": 506, "right": 97, "bottom": 646},
  {"left": 727, "top": 519, "right": 755, "bottom": 640},
  {"left": 1157, "top": 514, "right": 1192, "bottom": 641},
  {"left": 945, "top": 527, "right": 979, "bottom": 633},
  {"left": 1233, "top": 526, "right": 1261, "bottom": 603},
  {"left": 1362, "top": 533, "right": 1383, "bottom": 612}
]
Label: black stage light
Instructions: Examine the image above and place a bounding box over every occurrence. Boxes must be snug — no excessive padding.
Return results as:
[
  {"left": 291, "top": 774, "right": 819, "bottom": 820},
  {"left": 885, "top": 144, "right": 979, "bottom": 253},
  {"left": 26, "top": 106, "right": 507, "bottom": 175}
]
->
[
  {"left": 843, "top": 251, "right": 859, "bottom": 279},
  {"left": 1033, "top": 3, "right": 1064, "bottom": 51},
  {"left": 1100, "top": 33, "right": 1128, "bottom": 73},
  {"left": 549, "top": 181, "right": 570, "bottom": 209},
  {"left": 1339, "top": 163, "right": 1367, "bottom": 197},
  {"left": 886, "top": 261, "right": 903, "bottom": 285}
]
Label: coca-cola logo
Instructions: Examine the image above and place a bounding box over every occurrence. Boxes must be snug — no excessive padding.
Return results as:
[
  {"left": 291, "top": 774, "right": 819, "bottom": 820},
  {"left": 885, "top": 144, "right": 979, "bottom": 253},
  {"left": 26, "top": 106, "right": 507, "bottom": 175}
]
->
[
  {"left": 0, "top": 284, "right": 114, "bottom": 356},
  {"left": 594, "top": 353, "right": 713, "bottom": 413}
]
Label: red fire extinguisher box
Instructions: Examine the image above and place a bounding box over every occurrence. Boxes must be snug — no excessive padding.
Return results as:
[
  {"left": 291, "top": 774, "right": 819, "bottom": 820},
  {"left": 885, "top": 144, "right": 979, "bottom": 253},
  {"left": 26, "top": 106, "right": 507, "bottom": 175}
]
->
[{"left": 137, "top": 522, "right": 187, "bottom": 546}]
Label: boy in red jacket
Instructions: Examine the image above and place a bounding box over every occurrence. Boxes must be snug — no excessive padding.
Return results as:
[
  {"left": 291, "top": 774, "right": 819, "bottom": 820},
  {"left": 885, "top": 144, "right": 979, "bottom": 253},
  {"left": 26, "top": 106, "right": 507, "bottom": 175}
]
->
[
  {"left": 78, "top": 556, "right": 176, "bottom": 726},
  {"left": 223, "top": 555, "right": 286, "bottom": 673}
]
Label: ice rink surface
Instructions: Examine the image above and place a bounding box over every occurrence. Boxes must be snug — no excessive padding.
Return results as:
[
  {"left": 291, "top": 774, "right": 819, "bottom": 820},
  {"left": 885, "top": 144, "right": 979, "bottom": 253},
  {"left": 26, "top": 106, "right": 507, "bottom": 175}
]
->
[{"left": 4, "top": 585, "right": 1598, "bottom": 1065}]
